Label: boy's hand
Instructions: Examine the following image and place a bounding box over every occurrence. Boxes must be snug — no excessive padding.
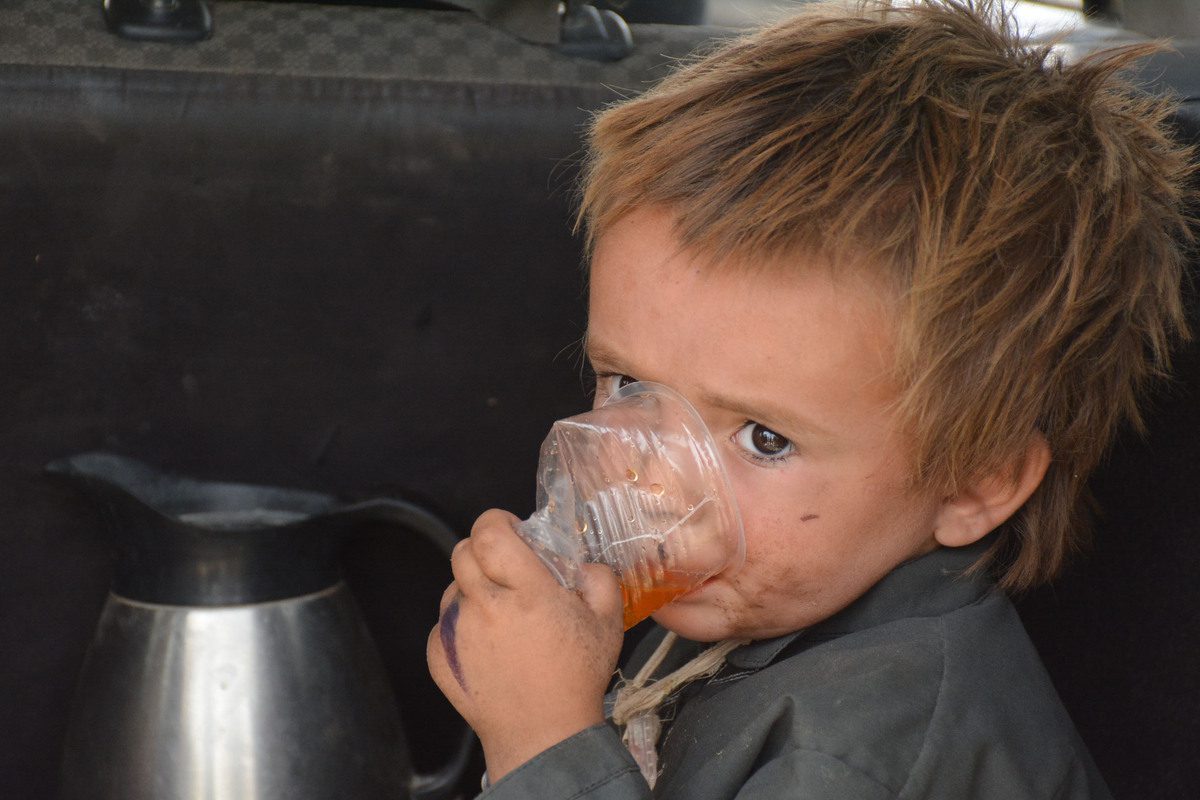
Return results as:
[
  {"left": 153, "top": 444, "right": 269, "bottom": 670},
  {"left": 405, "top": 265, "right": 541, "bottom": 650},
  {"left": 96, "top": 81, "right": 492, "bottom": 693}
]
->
[{"left": 426, "top": 509, "right": 624, "bottom": 782}]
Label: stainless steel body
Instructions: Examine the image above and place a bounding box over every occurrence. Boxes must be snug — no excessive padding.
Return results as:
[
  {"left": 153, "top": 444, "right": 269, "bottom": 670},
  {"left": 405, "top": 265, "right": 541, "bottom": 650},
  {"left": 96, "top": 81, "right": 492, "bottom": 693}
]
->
[
  {"left": 60, "top": 583, "right": 411, "bottom": 800},
  {"left": 49, "top": 452, "right": 469, "bottom": 800}
]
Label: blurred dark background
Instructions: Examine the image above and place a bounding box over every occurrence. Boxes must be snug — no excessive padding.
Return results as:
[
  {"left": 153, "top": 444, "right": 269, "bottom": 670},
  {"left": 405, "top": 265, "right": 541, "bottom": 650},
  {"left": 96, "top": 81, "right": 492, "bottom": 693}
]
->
[{"left": 0, "top": 2, "right": 1197, "bottom": 798}]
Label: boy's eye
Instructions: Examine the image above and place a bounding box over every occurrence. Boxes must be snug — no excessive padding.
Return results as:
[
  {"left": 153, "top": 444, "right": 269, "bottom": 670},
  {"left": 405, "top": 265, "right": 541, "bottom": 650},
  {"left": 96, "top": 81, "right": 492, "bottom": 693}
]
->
[
  {"left": 735, "top": 422, "right": 794, "bottom": 461},
  {"left": 594, "top": 372, "right": 638, "bottom": 402}
]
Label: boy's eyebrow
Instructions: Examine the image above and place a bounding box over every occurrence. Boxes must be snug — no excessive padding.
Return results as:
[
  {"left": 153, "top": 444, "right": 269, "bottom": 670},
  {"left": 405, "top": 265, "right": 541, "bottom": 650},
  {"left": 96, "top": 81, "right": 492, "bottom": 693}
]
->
[
  {"left": 697, "top": 388, "right": 832, "bottom": 439},
  {"left": 583, "top": 337, "right": 632, "bottom": 374},
  {"left": 585, "top": 336, "right": 831, "bottom": 438}
]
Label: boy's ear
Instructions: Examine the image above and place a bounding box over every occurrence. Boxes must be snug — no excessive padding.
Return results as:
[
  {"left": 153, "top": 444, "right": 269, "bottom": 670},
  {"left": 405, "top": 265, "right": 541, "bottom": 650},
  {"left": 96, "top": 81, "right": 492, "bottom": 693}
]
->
[{"left": 932, "top": 433, "right": 1052, "bottom": 548}]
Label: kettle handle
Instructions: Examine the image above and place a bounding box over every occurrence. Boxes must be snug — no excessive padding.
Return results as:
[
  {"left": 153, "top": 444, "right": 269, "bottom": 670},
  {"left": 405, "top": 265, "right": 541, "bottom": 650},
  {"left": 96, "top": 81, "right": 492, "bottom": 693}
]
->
[
  {"left": 334, "top": 497, "right": 477, "bottom": 800},
  {"left": 338, "top": 497, "right": 461, "bottom": 557}
]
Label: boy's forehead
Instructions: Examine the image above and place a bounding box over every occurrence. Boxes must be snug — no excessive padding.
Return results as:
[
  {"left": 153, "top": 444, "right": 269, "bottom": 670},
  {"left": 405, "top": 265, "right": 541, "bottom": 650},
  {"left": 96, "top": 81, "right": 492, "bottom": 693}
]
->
[
  {"left": 586, "top": 208, "right": 902, "bottom": 419},
  {"left": 587, "top": 208, "right": 898, "bottom": 338}
]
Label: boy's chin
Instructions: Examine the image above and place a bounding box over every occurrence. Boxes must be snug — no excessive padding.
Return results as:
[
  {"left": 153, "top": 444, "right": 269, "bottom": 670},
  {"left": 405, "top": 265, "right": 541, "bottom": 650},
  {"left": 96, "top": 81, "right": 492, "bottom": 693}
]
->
[{"left": 651, "top": 601, "right": 740, "bottom": 643}]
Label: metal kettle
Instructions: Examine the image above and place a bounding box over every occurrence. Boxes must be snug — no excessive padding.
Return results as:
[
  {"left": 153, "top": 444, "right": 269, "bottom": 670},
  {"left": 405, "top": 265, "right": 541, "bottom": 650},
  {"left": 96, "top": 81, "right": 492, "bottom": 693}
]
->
[{"left": 49, "top": 452, "right": 470, "bottom": 800}]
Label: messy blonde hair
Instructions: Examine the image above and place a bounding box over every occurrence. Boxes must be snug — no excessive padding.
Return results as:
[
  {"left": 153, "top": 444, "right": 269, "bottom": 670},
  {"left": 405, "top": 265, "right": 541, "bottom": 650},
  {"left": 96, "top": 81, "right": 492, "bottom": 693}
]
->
[{"left": 577, "top": 0, "right": 1194, "bottom": 589}]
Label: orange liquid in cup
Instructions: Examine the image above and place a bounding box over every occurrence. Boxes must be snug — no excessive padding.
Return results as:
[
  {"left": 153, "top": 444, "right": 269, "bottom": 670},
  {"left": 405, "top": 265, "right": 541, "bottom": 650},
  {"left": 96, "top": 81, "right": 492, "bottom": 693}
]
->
[{"left": 620, "top": 570, "right": 705, "bottom": 629}]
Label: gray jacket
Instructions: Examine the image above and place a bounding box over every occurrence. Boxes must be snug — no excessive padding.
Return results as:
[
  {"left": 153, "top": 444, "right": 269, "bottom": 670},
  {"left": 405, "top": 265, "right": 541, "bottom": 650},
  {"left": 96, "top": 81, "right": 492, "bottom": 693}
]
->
[{"left": 481, "top": 541, "right": 1112, "bottom": 799}]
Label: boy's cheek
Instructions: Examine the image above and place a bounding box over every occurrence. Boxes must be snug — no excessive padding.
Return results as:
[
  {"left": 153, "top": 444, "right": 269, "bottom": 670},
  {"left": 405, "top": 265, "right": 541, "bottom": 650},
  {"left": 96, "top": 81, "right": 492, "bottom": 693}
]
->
[{"left": 726, "top": 458, "right": 828, "bottom": 525}]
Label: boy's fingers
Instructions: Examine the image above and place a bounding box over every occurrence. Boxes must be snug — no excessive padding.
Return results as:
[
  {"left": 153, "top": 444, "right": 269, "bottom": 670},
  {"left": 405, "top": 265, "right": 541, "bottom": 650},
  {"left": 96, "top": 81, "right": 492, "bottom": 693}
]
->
[
  {"left": 577, "top": 563, "right": 624, "bottom": 625},
  {"left": 450, "top": 536, "right": 491, "bottom": 596},
  {"left": 470, "top": 509, "right": 557, "bottom": 590}
]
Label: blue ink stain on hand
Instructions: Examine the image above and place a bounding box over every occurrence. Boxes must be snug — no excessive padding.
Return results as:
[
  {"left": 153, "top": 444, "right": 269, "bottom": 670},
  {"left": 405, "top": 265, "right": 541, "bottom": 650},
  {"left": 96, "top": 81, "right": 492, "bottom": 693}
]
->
[{"left": 440, "top": 597, "right": 467, "bottom": 691}]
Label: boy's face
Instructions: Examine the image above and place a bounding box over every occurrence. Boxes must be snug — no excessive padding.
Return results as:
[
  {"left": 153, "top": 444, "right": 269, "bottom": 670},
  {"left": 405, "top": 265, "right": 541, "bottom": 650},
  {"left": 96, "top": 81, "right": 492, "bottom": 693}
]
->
[{"left": 586, "top": 208, "right": 944, "bottom": 642}]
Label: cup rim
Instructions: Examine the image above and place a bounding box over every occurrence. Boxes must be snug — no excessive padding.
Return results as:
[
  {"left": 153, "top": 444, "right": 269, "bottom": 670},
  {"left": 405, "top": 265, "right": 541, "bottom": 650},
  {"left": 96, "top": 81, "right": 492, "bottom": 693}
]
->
[{"left": 605, "top": 380, "right": 747, "bottom": 577}]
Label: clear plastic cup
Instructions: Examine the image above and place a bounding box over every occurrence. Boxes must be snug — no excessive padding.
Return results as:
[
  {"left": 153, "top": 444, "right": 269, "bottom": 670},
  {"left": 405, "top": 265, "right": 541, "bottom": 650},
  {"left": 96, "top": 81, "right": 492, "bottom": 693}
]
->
[{"left": 516, "top": 381, "right": 744, "bottom": 629}]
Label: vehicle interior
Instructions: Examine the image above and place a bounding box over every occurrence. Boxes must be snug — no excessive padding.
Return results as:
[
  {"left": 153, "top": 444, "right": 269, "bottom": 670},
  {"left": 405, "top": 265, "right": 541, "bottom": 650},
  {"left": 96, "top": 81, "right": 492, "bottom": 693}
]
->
[{"left": 1, "top": 1, "right": 1196, "bottom": 797}]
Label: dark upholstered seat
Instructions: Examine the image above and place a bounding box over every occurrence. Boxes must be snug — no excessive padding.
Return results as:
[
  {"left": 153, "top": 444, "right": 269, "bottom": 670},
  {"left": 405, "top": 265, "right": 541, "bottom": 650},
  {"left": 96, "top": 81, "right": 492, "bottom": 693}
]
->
[{"left": 1, "top": 3, "right": 1195, "bottom": 797}]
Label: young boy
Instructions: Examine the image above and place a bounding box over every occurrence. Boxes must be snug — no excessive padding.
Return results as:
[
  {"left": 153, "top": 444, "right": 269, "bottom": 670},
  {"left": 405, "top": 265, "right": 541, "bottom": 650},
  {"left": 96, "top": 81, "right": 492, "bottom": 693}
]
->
[{"left": 426, "top": 1, "right": 1193, "bottom": 797}]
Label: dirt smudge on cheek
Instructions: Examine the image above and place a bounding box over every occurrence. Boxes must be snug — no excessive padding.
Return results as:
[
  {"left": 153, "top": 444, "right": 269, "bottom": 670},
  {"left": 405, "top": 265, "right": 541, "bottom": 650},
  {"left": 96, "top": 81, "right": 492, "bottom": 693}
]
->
[{"left": 800, "top": 514, "right": 819, "bottom": 522}]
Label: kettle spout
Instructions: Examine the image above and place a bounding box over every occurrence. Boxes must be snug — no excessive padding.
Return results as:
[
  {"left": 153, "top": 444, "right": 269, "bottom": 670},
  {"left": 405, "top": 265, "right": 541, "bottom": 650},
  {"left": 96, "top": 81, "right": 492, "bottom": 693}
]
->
[{"left": 46, "top": 452, "right": 170, "bottom": 510}]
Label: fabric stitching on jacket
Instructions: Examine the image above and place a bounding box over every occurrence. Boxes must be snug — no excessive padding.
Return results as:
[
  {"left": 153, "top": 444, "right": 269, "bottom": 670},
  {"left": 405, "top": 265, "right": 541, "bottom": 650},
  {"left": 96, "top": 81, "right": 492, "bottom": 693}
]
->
[{"left": 707, "top": 668, "right": 755, "bottom": 686}]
